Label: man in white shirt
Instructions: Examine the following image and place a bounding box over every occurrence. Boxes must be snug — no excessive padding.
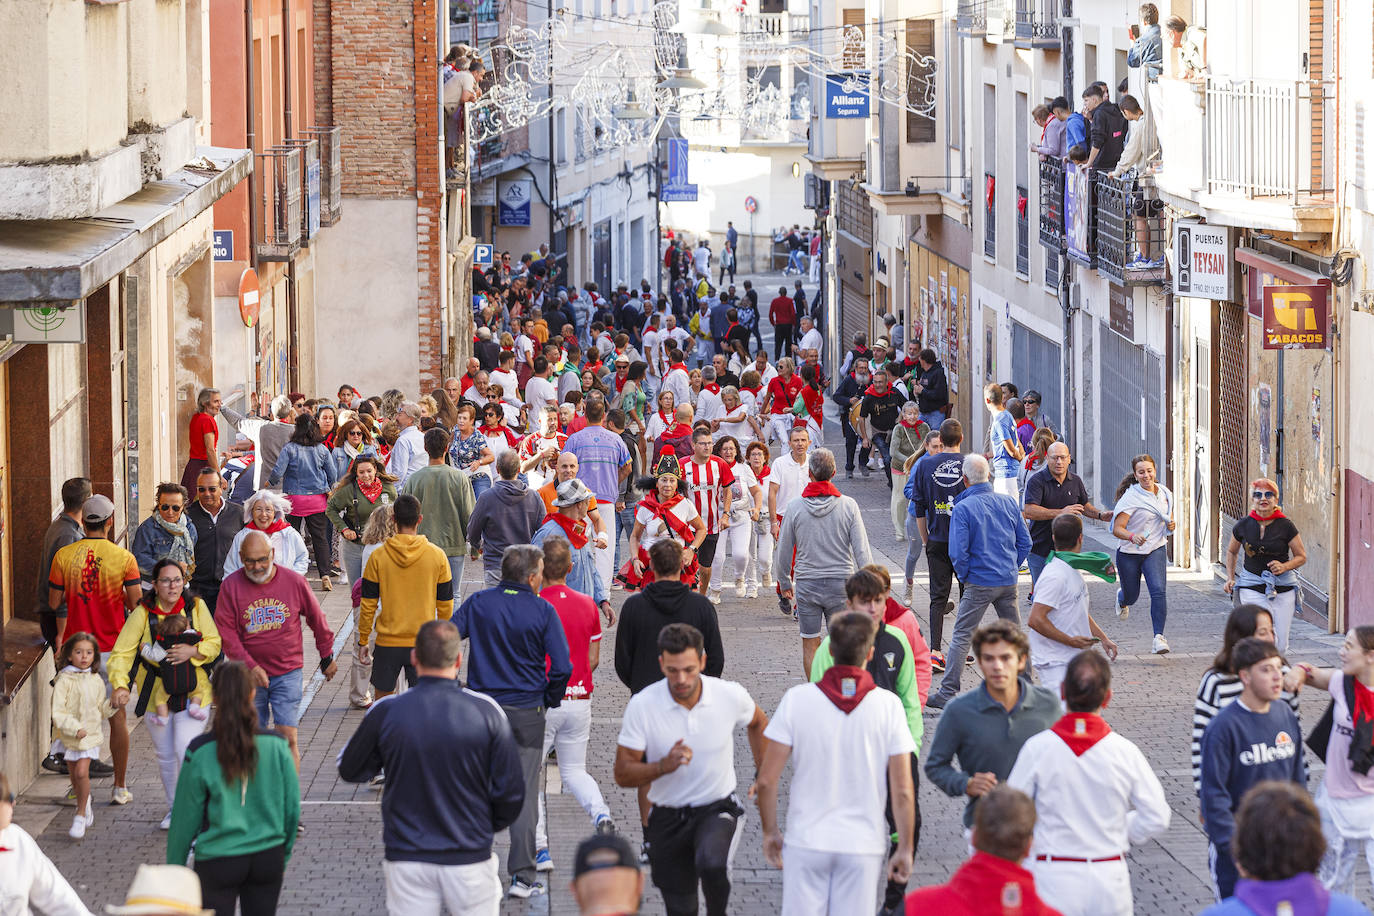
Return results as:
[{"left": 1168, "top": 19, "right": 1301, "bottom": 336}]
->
[
  {"left": 388, "top": 402, "right": 428, "bottom": 486},
  {"left": 768, "top": 426, "right": 810, "bottom": 618},
  {"left": 755, "top": 611, "right": 915, "bottom": 916},
  {"left": 614, "top": 623, "right": 767, "bottom": 916},
  {"left": 663, "top": 314, "right": 692, "bottom": 357},
  {"left": 692, "top": 241, "right": 712, "bottom": 280},
  {"left": 515, "top": 320, "right": 536, "bottom": 374},
  {"left": 661, "top": 349, "right": 692, "bottom": 416},
  {"left": 752, "top": 350, "right": 778, "bottom": 390},
  {"left": 523, "top": 356, "right": 558, "bottom": 431},
  {"left": 797, "top": 315, "right": 823, "bottom": 361},
  {"left": 641, "top": 313, "right": 665, "bottom": 393},
  {"left": 694, "top": 367, "right": 725, "bottom": 426},
  {"left": 1026, "top": 515, "right": 1119, "bottom": 695},
  {"left": 1008, "top": 651, "right": 1171, "bottom": 916}
]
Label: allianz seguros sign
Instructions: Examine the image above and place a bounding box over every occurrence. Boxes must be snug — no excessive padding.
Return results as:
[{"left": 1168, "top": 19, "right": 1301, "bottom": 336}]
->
[{"left": 825, "top": 71, "right": 870, "bottom": 119}]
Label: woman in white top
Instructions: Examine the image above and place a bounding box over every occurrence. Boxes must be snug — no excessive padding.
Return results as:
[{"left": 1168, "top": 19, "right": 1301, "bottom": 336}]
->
[
  {"left": 714, "top": 386, "right": 760, "bottom": 444},
  {"left": 624, "top": 450, "right": 707, "bottom": 588},
  {"left": 711, "top": 437, "right": 763, "bottom": 599},
  {"left": 644, "top": 389, "right": 676, "bottom": 444},
  {"left": 0, "top": 771, "right": 89, "bottom": 915},
  {"left": 223, "top": 490, "right": 310, "bottom": 577},
  {"left": 1110, "top": 453, "right": 1175, "bottom": 655}
]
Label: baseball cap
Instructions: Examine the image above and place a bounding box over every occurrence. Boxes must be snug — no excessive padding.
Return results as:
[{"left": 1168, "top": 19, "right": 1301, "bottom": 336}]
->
[
  {"left": 573, "top": 834, "right": 639, "bottom": 879},
  {"left": 82, "top": 494, "right": 115, "bottom": 524}
]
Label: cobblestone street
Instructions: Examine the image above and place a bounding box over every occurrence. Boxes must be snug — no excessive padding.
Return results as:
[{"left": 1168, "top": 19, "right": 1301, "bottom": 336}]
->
[{"left": 13, "top": 457, "right": 1373, "bottom": 915}]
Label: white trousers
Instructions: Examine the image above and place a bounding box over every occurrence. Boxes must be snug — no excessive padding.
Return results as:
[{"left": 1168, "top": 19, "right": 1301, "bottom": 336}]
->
[
  {"left": 1237, "top": 587, "right": 1297, "bottom": 653},
  {"left": 383, "top": 855, "right": 501, "bottom": 916},
  {"left": 1028, "top": 858, "right": 1132, "bottom": 916},
  {"left": 780, "top": 844, "right": 884, "bottom": 916},
  {"left": 993, "top": 475, "right": 1019, "bottom": 502},
  {"left": 594, "top": 501, "right": 616, "bottom": 595},
  {"left": 1034, "top": 663, "right": 1068, "bottom": 699},
  {"left": 768, "top": 415, "right": 795, "bottom": 447},
  {"left": 144, "top": 709, "right": 206, "bottom": 810},
  {"left": 747, "top": 523, "right": 775, "bottom": 586},
  {"left": 535, "top": 701, "right": 610, "bottom": 850},
  {"left": 712, "top": 518, "right": 752, "bottom": 583}
]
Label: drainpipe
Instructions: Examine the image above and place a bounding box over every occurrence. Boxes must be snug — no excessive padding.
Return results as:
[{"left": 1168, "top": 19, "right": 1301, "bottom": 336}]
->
[
  {"left": 281, "top": 0, "right": 301, "bottom": 390},
  {"left": 1165, "top": 287, "right": 1175, "bottom": 561},
  {"left": 245, "top": 0, "right": 261, "bottom": 399}
]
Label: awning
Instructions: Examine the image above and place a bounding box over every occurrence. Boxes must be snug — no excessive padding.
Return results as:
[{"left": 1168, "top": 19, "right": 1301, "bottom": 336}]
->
[{"left": 0, "top": 146, "right": 252, "bottom": 304}]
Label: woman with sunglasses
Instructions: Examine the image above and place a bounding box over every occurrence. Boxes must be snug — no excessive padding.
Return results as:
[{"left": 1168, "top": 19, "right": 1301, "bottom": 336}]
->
[
  {"left": 331, "top": 418, "right": 378, "bottom": 479},
  {"left": 132, "top": 483, "right": 198, "bottom": 588},
  {"left": 1224, "top": 478, "right": 1307, "bottom": 651},
  {"left": 1110, "top": 453, "right": 1175, "bottom": 655}
]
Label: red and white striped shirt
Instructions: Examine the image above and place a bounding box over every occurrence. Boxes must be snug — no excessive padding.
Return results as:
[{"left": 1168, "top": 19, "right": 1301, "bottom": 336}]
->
[{"left": 680, "top": 455, "right": 736, "bottom": 534}]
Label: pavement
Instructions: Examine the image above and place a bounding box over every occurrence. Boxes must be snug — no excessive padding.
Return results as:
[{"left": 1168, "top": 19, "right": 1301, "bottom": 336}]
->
[{"left": 13, "top": 290, "right": 1374, "bottom": 914}]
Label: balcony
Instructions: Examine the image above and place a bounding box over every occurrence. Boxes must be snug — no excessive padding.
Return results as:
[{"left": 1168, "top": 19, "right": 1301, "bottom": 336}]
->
[
  {"left": 1014, "top": 0, "right": 1060, "bottom": 49},
  {"left": 1150, "top": 76, "right": 1335, "bottom": 233},
  {"left": 451, "top": 0, "right": 501, "bottom": 43},
  {"left": 302, "top": 126, "right": 342, "bottom": 226},
  {"left": 983, "top": 172, "right": 996, "bottom": 258},
  {"left": 282, "top": 137, "right": 320, "bottom": 246},
  {"left": 1094, "top": 174, "right": 1165, "bottom": 286},
  {"left": 956, "top": 0, "right": 985, "bottom": 34},
  {"left": 1038, "top": 155, "right": 1064, "bottom": 252},
  {"left": 739, "top": 12, "right": 809, "bottom": 43},
  {"left": 1015, "top": 184, "right": 1029, "bottom": 276},
  {"left": 255, "top": 147, "right": 301, "bottom": 262}
]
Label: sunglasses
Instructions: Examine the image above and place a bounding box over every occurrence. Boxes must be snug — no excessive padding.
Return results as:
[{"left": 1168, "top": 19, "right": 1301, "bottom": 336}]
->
[
  {"left": 1253, "top": 490, "right": 1276, "bottom": 500},
  {"left": 159, "top": 504, "right": 183, "bottom": 512}
]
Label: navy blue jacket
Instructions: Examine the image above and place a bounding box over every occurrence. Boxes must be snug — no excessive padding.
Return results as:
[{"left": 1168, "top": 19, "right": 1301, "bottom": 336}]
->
[
  {"left": 906, "top": 452, "right": 966, "bottom": 542},
  {"left": 337, "top": 677, "right": 525, "bottom": 864},
  {"left": 455, "top": 581, "right": 571, "bottom": 709},
  {"left": 1199, "top": 698, "right": 1307, "bottom": 849}
]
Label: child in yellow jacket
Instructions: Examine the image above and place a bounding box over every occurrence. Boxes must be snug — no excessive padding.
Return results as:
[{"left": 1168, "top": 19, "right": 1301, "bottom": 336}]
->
[{"left": 51, "top": 632, "right": 116, "bottom": 840}]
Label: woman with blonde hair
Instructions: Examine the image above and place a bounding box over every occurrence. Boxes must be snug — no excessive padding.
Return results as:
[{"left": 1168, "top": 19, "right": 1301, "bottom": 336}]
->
[{"left": 1224, "top": 477, "right": 1306, "bottom": 651}]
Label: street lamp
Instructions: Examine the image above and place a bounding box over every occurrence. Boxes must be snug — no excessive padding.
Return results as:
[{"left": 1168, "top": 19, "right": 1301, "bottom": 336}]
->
[{"left": 657, "top": 46, "right": 708, "bottom": 90}]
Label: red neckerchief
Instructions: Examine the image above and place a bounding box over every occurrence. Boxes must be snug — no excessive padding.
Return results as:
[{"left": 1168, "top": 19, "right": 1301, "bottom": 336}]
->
[
  {"left": 754, "top": 464, "right": 770, "bottom": 482},
  {"left": 543, "top": 512, "right": 589, "bottom": 548},
  {"left": 479, "top": 422, "right": 506, "bottom": 436},
  {"left": 669, "top": 362, "right": 688, "bottom": 373},
  {"left": 802, "top": 481, "right": 842, "bottom": 498},
  {"left": 637, "top": 492, "right": 695, "bottom": 542},
  {"left": 248, "top": 519, "right": 292, "bottom": 535},
  {"left": 1250, "top": 508, "right": 1287, "bottom": 522},
  {"left": 615, "top": 373, "right": 628, "bottom": 393},
  {"left": 1016, "top": 417, "right": 1036, "bottom": 431},
  {"left": 816, "top": 665, "right": 877, "bottom": 713},
  {"left": 663, "top": 422, "right": 692, "bottom": 440},
  {"left": 899, "top": 418, "right": 923, "bottom": 430},
  {"left": 742, "top": 385, "right": 762, "bottom": 396},
  {"left": 586, "top": 360, "right": 604, "bottom": 376},
  {"left": 1050, "top": 712, "right": 1112, "bottom": 757},
  {"left": 884, "top": 597, "right": 908, "bottom": 624},
  {"left": 357, "top": 478, "right": 383, "bottom": 503},
  {"left": 703, "top": 382, "right": 721, "bottom": 394},
  {"left": 148, "top": 596, "right": 187, "bottom": 618},
  {"left": 1354, "top": 678, "right": 1374, "bottom": 726},
  {"left": 656, "top": 409, "right": 673, "bottom": 427},
  {"left": 864, "top": 384, "right": 890, "bottom": 397}
]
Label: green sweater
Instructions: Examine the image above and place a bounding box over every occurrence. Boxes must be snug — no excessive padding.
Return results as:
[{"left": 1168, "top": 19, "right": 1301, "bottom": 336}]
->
[
  {"left": 400, "top": 464, "right": 476, "bottom": 556},
  {"left": 167, "top": 732, "right": 300, "bottom": 865},
  {"left": 809, "top": 623, "right": 923, "bottom": 755}
]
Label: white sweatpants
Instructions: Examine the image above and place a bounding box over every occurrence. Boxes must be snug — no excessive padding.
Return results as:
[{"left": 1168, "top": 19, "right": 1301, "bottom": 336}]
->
[
  {"left": 712, "top": 518, "right": 752, "bottom": 584},
  {"left": 383, "top": 855, "right": 501, "bottom": 916},
  {"left": 1237, "top": 587, "right": 1297, "bottom": 653},
  {"left": 144, "top": 710, "right": 206, "bottom": 810},
  {"left": 780, "top": 844, "right": 884, "bottom": 916},
  {"left": 1028, "top": 858, "right": 1132, "bottom": 916},
  {"left": 594, "top": 501, "right": 616, "bottom": 595},
  {"left": 993, "top": 475, "right": 1019, "bottom": 502},
  {"left": 535, "top": 700, "right": 610, "bottom": 849},
  {"left": 747, "top": 523, "right": 775, "bottom": 586}
]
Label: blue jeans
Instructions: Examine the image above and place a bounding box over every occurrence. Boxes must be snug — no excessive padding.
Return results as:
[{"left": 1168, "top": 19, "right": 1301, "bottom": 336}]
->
[
  {"left": 1027, "top": 552, "right": 1048, "bottom": 590},
  {"left": 919, "top": 409, "right": 946, "bottom": 428},
  {"left": 787, "top": 250, "right": 806, "bottom": 273},
  {"left": 1116, "top": 545, "right": 1168, "bottom": 635},
  {"left": 254, "top": 669, "right": 304, "bottom": 729},
  {"left": 904, "top": 514, "right": 923, "bottom": 582},
  {"left": 470, "top": 472, "right": 492, "bottom": 502}
]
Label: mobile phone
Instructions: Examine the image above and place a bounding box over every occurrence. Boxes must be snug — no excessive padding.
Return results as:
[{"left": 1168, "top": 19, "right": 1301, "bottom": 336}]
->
[{"left": 1089, "top": 637, "right": 1101, "bottom": 644}]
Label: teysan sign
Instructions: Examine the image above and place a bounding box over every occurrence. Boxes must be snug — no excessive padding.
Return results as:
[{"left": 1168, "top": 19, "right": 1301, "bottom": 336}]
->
[{"left": 1173, "top": 220, "right": 1233, "bottom": 300}]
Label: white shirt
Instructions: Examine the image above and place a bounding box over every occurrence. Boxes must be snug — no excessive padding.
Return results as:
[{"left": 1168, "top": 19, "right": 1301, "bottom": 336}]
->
[
  {"left": 753, "top": 363, "right": 778, "bottom": 389},
  {"left": 769, "top": 453, "right": 808, "bottom": 518},
  {"left": 718, "top": 404, "right": 754, "bottom": 443},
  {"left": 388, "top": 424, "right": 428, "bottom": 486},
  {"left": 0, "top": 822, "right": 91, "bottom": 916},
  {"left": 663, "top": 368, "right": 692, "bottom": 416},
  {"left": 488, "top": 369, "right": 523, "bottom": 406},
  {"left": 799, "top": 327, "right": 823, "bottom": 356},
  {"left": 524, "top": 375, "right": 557, "bottom": 426},
  {"left": 693, "top": 246, "right": 711, "bottom": 275},
  {"left": 1112, "top": 483, "right": 1174, "bottom": 555},
  {"left": 666, "top": 326, "right": 693, "bottom": 353},
  {"left": 514, "top": 334, "right": 534, "bottom": 366},
  {"left": 1008, "top": 721, "right": 1171, "bottom": 859},
  {"left": 634, "top": 497, "right": 701, "bottom": 552},
  {"left": 765, "top": 683, "right": 914, "bottom": 855},
  {"left": 642, "top": 328, "right": 664, "bottom": 378},
  {"left": 1028, "top": 557, "right": 1092, "bottom": 668},
  {"left": 695, "top": 387, "right": 725, "bottom": 424},
  {"left": 618, "top": 676, "right": 755, "bottom": 807}
]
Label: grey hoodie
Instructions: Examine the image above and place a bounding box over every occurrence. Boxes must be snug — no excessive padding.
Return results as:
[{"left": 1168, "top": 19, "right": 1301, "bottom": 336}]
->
[
  {"left": 466, "top": 478, "right": 546, "bottom": 573},
  {"left": 773, "top": 491, "right": 873, "bottom": 590}
]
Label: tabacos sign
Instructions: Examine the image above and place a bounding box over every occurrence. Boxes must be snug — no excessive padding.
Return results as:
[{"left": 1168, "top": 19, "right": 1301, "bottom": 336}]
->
[{"left": 1262, "top": 284, "right": 1329, "bottom": 350}]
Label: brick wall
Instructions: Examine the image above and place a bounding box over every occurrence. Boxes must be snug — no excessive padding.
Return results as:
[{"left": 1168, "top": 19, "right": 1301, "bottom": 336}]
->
[{"left": 313, "top": 0, "right": 332, "bottom": 128}]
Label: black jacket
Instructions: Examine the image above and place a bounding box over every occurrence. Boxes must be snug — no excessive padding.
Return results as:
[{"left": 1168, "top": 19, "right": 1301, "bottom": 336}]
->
[
  {"left": 615, "top": 580, "right": 725, "bottom": 693},
  {"left": 475, "top": 339, "right": 501, "bottom": 372},
  {"left": 914, "top": 361, "right": 949, "bottom": 414},
  {"left": 338, "top": 677, "right": 525, "bottom": 865},
  {"left": 186, "top": 499, "right": 245, "bottom": 591},
  {"left": 832, "top": 374, "right": 864, "bottom": 431},
  {"left": 1089, "top": 101, "right": 1128, "bottom": 171}
]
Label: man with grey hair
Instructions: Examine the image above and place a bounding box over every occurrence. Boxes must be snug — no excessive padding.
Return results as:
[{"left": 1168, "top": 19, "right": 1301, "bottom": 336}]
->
[
  {"left": 467, "top": 450, "right": 546, "bottom": 585},
  {"left": 254, "top": 395, "right": 296, "bottom": 490},
  {"left": 774, "top": 448, "right": 873, "bottom": 677},
  {"left": 798, "top": 314, "right": 823, "bottom": 358},
  {"left": 388, "top": 401, "right": 427, "bottom": 486},
  {"left": 927, "top": 454, "right": 1032, "bottom": 709},
  {"left": 456, "top": 545, "right": 572, "bottom": 899}
]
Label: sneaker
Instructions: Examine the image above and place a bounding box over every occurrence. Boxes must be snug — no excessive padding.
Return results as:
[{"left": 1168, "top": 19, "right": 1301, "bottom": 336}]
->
[
  {"left": 41, "top": 753, "right": 68, "bottom": 775},
  {"left": 1149, "top": 255, "right": 1166, "bottom": 267},
  {"left": 595, "top": 813, "right": 617, "bottom": 835},
  {"left": 709, "top": 590, "right": 722, "bottom": 605},
  {"left": 903, "top": 584, "right": 914, "bottom": 607},
  {"left": 59, "top": 787, "right": 77, "bottom": 806},
  {"left": 611, "top": 579, "right": 625, "bottom": 590},
  {"left": 535, "top": 848, "right": 554, "bottom": 872},
  {"left": 69, "top": 815, "right": 86, "bottom": 840},
  {"left": 369, "top": 774, "right": 386, "bottom": 788},
  {"left": 946, "top": 600, "right": 956, "bottom": 615},
  {"left": 111, "top": 786, "right": 133, "bottom": 806},
  {"left": 778, "top": 595, "right": 793, "bottom": 616},
  {"left": 846, "top": 469, "right": 854, "bottom": 479},
  {"left": 508, "top": 877, "right": 546, "bottom": 899},
  {"left": 867, "top": 454, "right": 882, "bottom": 470},
  {"left": 159, "top": 812, "right": 172, "bottom": 831},
  {"left": 925, "top": 694, "right": 948, "bottom": 710},
  {"left": 1153, "top": 634, "right": 1171, "bottom": 655},
  {"left": 1116, "top": 588, "right": 1129, "bottom": 620},
  {"left": 966, "top": 654, "right": 975, "bottom": 665},
  {"left": 321, "top": 576, "right": 333, "bottom": 592},
  {"left": 763, "top": 574, "right": 776, "bottom": 589},
  {"left": 860, "top": 466, "right": 871, "bottom": 478},
  {"left": 83, "top": 799, "right": 94, "bottom": 827},
  {"left": 929, "top": 651, "right": 946, "bottom": 672},
  {"left": 640, "top": 841, "right": 652, "bottom": 865},
  {"left": 745, "top": 584, "right": 759, "bottom": 599},
  {"left": 895, "top": 532, "right": 906, "bottom": 542},
  {"left": 734, "top": 577, "right": 747, "bottom": 596}
]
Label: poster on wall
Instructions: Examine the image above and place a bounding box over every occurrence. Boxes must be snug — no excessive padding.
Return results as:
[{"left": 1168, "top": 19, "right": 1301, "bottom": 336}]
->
[
  {"left": 1064, "top": 164, "right": 1093, "bottom": 265},
  {"left": 498, "top": 179, "right": 533, "bottom": 227},
  {"left": 1256, "top": 382, "right": 1272, "bottom": 474}
]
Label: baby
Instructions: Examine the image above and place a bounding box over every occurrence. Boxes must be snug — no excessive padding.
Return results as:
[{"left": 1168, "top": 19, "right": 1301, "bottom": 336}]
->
[{"left": 141, "top": 614, "right": 210, "bottom": 725}]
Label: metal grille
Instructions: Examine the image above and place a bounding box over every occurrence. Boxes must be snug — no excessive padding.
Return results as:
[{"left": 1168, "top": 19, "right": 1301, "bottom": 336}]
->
[
  {"left": 1217, "top": 301, "right": 1248, "bottom": 520},
  {"left": 1015, "top": 0, "right": 1060, "bottom": 45},
  {"left": 1012, "top": 322, "right": 1062, "bottom": 432},
  {"left": 1038, "top": 156, "right": 1064, "bottom": 251},
  {"left": 1097, "top": 321, "right": 1163, "bottom": 506},
  {"left": 1045, "top": 249, "right": 1059, "bottom": 288},
  {"left": 841, "top": 282, "right": 869, "bottom": 359},
  {"left": 255, "top": 147, "right": 301, "bottom": 261},
  {"left": 1015, "top": 184, "right": 1029, "bottom": 276},
  {"left": 836, "top": 181, "right": 873, "bottom": 245},
  {"left": 1094, "top": 173, "right": 1164, "bottom": 284},
  {"left": 984, "top": 172, "right": 996, "bottom": 259},
  {"left": 956, "top": 0, "right": 987, "bottom": 33},
  {"left": 303, "top": 126, "right": 342, "bottom": 224}
]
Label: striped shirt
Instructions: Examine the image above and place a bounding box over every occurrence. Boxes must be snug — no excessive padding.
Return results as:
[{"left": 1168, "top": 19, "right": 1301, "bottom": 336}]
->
[
  {"left": 680, "top": 456, "right": 735, "bottom": 534},
  {"left": 1191, "top": 668, "right": 1300, "bottom": 794}
]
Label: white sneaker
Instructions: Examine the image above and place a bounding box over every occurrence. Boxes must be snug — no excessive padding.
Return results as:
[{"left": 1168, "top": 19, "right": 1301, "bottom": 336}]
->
[
  {"left": 745, "top": 584, "right": 759, "bottom": 599},
  {"left": 763, "top": 574, "right": 776, "bottom": 589},
  {"left": 734, "top": 577, "right": 747, "bottom": 596},
  {"left": 69, "top": 815, "right": 86, "bottom": 839},
  {"left": 1153, "top": 634, "right": 1171, "bottom": 655},
  {"left": 159, "top": 812, "right": 172, "bottom": 830},
  {"left": 903, "top": 585, "right": 914, "bottom": 607},
  {"left": 83, "top": 800, "right": 94, "bottom": 827},
  {"left": 111, "top": 786, "right": 132, "bottom": 805},
  {"left": 709, "top": 590, "right": 722, "bottom": 605}
]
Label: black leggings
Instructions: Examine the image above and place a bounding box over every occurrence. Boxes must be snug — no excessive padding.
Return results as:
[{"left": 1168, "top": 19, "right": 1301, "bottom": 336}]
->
[
  {"left": 883, "top": 754, "right": 922, "bottom": 909},
  {"left": 195, "top": 844, "right": 286, "bottom": 916},
  {"left": 289, "top": 511, "right": 331, "bottom": 575},
  {"left": 646, "top": 797, "right": 743, "bottom": 916}
]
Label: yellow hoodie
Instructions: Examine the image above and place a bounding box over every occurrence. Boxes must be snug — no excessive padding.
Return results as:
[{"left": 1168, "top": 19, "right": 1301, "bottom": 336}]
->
[{"left": 358, "top": 533, "right": 454, "bottom": 648}]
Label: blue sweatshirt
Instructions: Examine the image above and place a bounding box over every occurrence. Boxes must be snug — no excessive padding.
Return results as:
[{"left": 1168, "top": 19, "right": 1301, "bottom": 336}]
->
[
  {"left": 337, "top": 677, "right": 525, "bottom": 864},
  {"left": 906, "top": 451, "right": 965, "bottom": 540},
  {"left": 948, "top": 482, "right": 1031, "bottom": 586},
  {"left": 455, "top": 581, "right": 572, "bottom": 708},
  {"left": 1199, "top": 698, "right": 1307, "bottom": 849},
  {"left": 1065, "top": 112, "right": 1088, "bottom": 150}
]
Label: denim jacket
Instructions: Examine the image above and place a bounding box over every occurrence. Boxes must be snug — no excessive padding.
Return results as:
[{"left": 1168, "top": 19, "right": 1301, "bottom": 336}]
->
[
  {"left": 131, "top": 515, "right": 198, "bottom": 578},
  {"left": 269, "top": 442, "right": 337, "bottom": 495}
]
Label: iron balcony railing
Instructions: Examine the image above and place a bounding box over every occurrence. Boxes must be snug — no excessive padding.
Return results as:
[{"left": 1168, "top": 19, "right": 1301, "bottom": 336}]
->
[
  {"left": 302, "top": 126, "right": 342, "bottom": 226},
  {"left": 283, "top": 137, "right": 321, "bottom": 245},
  {"left": 1038, "top": 155, "right": 1064, "bottom": 251},
  {"left": 984, "top": 172, "right": 996, "bottom": 259},
  {"left": 255, "top": 146, "right": 301, "bottom": 261},
  {"left": 1204, "top": 77, "right": 1333, "bottom": 202},
  {"left": 739, "top": 12, "right": 809, "bottom": 40},
  {"left": 1015, "top": 0, "right": 1059, "bottom": 46},
  {"left": 1094, "top": 173, "right": 1166, "bottom": 286},
  {"left": 1045, "top": 245, "right": 1059, "bottom": 288},
  {"left": 1016, "top": 184, "right": 1030, "bottom": 276},
  {"left": 956, "top": 0, "right": 986, "bottom": 34}
]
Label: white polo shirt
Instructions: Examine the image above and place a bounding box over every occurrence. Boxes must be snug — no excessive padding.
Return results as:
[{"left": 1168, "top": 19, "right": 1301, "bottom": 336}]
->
[
  {"left": 1027, "top": 556, "right": 1091, "bottom": 668},
  {"left": 769, "top": 454, "right": 808, "bottom": 518},
  {"left": 618, "top": 676, "right": 755, "bottom": 808},
  {"left": 764, "top": 682, "right": 913, "bottom": 856}
]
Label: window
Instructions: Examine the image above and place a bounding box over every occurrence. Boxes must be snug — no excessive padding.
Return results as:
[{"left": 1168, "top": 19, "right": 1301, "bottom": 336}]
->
[
  {"left": 1084, "top": 43, "right": 1097, "bottom": 87},
  {"left": 983, "top": 84, "right": 996, "bottom": 260},
  {"left": 747, "top": 65, "right": 782, "bottom": 88},
  {"left": 842, "top": 9, "right": 865, "bottom": 69},
  {"left": 905, "top": 19, "right": 936, "bottom": 143},
  {"left": 555, "top": 109, "right": 568, "bottom": 165}
]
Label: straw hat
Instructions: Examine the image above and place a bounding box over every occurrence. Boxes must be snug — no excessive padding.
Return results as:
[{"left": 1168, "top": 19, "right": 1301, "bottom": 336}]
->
[{"left": 105, "top": 865, "right": 213, "bottom": 915}]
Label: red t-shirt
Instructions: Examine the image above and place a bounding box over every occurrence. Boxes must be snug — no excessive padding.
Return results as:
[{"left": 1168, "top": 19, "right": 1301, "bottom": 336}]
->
[
  {"left": 541, "top": 585, "right": 602, "bottom": 699},
  {"left": 769, "top": 295, "right": 797, "bottom": 325},
  {"left": 189, "top": 412, "right": 218, "bottom": 461},
  {"left": 765, "top": 374, "right": 804, "bottom": 415}
]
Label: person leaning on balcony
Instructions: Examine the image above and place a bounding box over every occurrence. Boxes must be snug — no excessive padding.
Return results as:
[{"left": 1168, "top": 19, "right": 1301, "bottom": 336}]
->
[
  {"left": 1032, "top": 103, "right": 1065, "bottom": 159},
  {"left": 1051, "top": 97, "right": 1086, "bottom": 154},
  {"left": 1164, "top": 15, "right": 1207, "bottom": 80},
  {"left": 1083, "top": 84, "right": 1127, "bottom": 173},
  {"left": 1127, "top": 4, "right": 1163, "bottom": 82},
  {"left": 1110, "top": 95, "right": 1156, "bottom": 179}
]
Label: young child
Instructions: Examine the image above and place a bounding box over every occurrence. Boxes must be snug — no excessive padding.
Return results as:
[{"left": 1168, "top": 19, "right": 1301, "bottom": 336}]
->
[
  {"left": 139, "top": 613, "right": 210, "bottom": 725},
  {"left": 51, "top": 632, "right": 116, "bottom": 839}
]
